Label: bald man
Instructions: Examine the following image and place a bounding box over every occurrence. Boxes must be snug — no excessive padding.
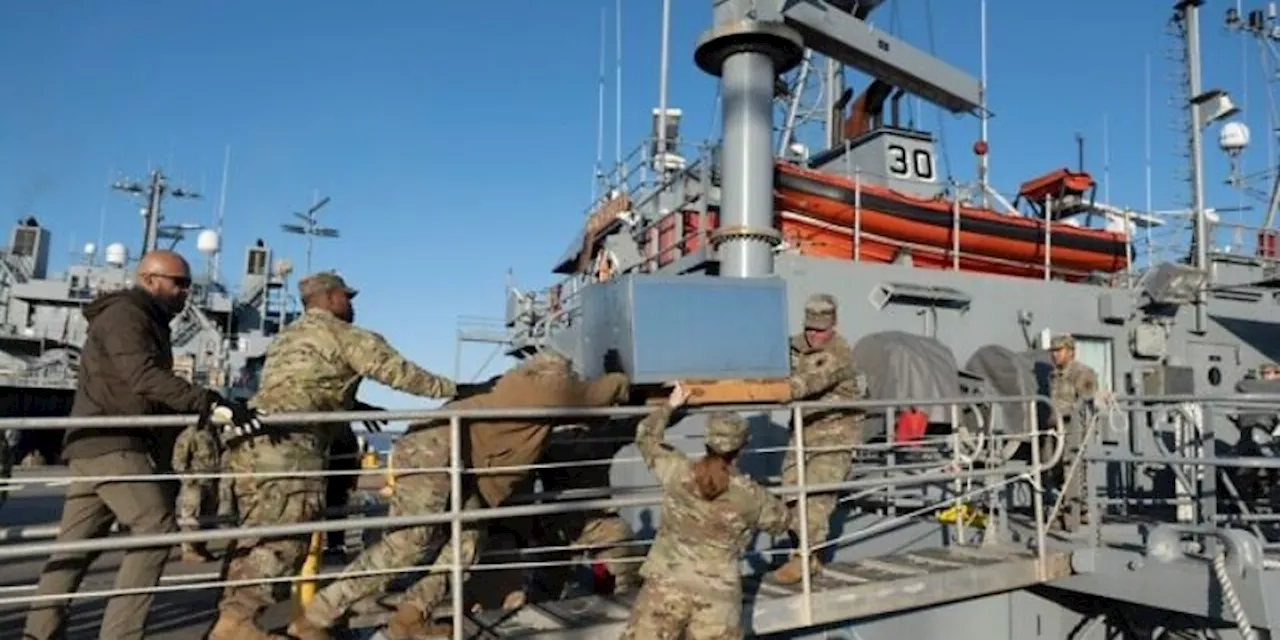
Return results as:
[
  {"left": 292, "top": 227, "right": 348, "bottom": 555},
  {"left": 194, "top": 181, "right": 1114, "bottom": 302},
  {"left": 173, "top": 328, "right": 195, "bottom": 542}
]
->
[{"left": 23, "top": 250, "right": 260, "bottom": 640}]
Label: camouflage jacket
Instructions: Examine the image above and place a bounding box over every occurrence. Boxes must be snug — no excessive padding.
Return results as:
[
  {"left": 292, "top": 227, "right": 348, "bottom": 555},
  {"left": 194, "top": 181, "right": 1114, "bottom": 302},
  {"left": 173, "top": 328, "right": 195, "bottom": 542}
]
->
[
  {"left": 634, "top": 404, "right": 791, "bottom": 595},
  {"left": 172, "top": 424, "right": 220, "bottom": 474},
  {"left": 1050, "top": 360, "right": 1098, "bottom": 423},
  {"left": 788, "top": 332, "right": 865, "bottom": 435},
  {"left": 249, "top": 307, "right": 456, "bottom": 446}
]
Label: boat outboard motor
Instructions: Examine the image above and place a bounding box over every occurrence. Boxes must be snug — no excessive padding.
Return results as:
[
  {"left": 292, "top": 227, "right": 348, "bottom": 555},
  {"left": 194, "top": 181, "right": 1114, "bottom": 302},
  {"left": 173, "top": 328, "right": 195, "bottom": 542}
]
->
[{"left": 850, "top": 331, "right": 967, "bottom": 446}]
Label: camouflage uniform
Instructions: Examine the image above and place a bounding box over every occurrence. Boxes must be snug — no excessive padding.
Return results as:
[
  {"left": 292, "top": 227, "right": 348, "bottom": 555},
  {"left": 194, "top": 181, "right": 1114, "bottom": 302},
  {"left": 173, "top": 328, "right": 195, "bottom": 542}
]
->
[
  {"left": 1046, "top": 334, "right": 1098, "bottom": 531},
  {"left": 291, "top": 353, "right": 628, "bottom": 640},
  {"left": 532, "top": 419, "right": 643, "bottom": 596},
  {"left": 301, "top": 424, "right": 482, "bottom": 634},
  {"left": 771, "top": 293, "right": 864, "bottom": 584},
  {"left": 619, "top": 406, "right": 791, "bottom": 639},
  {"left": 212, "top": 272, "right": 457, "bottom": 638},
  {"left": 171, "top": 424, "right": 224, "bottom": 560}
]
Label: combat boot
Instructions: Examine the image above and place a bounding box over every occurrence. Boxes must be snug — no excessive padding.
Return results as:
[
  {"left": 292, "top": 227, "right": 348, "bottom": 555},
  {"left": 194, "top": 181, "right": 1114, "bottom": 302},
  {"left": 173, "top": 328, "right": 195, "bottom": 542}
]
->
[
  {"left": 207, "top": 607, "right": 281, "bottom": 640},
  {"left": 180, "top": 543, "right": 215, "bottom": 564},
  {"left": 285, "top": 616, "right": 331, "bottom": 640},
  {"left": 611, "top": 571, "right": 642, "bottom": 595},
  {"left": 766, "top": 554, "right": 822, "bottom": 586},
  {"left": 385, "top": 602, "right": 454, "bottom": 640}
]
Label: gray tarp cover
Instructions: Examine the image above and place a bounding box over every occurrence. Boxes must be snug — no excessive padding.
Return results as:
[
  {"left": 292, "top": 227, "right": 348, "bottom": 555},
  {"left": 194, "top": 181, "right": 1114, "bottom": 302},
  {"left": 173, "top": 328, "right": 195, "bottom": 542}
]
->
[
  {"left": 850, "top": 331, "right": 960, "bottom": 424},
  {"left": 963, "top": 345, "right": 1053, "bottom": 435},
  {"left": 1235, "top": 378, "right": 1280, "bottom": 431}
]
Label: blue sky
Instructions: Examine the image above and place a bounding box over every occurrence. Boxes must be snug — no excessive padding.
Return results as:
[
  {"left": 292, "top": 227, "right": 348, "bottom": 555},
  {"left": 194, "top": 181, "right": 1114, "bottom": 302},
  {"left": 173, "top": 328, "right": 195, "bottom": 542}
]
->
[{"left": 0, "top": 1, "right": 1272, "bottom": 409}]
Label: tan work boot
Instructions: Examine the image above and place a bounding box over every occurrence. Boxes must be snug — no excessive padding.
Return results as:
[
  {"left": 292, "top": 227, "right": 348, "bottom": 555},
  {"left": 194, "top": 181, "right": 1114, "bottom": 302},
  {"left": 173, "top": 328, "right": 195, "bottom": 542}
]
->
[
  {"left": 180, "top": 544, "right": 216, "bottom": 564},
  {"left": 766, "top": 554, "right": 821, "bottom": 586},
  {"left": 385, "top": 602, "right": 454, "bottom": 640},
  {"left": 207, "top": 607, "right": 281, "bottom": 640},
  {"left": 285, "top": 616, "right": 331, "bottom": 640}
]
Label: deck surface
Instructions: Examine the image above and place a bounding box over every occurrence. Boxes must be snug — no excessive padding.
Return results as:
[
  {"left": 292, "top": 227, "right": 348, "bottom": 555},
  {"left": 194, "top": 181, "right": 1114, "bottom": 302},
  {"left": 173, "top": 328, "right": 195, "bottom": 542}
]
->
[{"left": 0, "top": 467, "right": 1079, "bottom": 640}]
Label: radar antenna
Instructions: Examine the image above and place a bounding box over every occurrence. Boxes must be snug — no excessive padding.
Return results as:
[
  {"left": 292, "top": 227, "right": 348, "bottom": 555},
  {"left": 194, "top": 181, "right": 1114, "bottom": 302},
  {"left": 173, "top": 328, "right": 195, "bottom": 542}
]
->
[
  {"left": 110, "top": 169, "right": 201, "bottom": 257},
  {"left": 280, "top": 191, "right": 339, "bottom": 274}
]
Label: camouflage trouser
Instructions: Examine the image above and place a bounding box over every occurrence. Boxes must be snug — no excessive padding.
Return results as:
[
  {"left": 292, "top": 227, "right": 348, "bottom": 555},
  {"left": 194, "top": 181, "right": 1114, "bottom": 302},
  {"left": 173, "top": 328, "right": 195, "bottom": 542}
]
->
[
  {"left": 176, "top": 479, "right": 213, "bottom": 536},
  {"left": 780, "top": 422, "right": 858, "bottom": 558},
  {"left": 1042, "top": 417, "right": 1087, "bottom": 530},
  {"left": 304, "top": 426, "right": 483, "bottom": 627},
  {"left": 619, "top": 577, "right": 741, "bottom": 640},
  {"left": 217, "top": 433, "right": 326, "bottom": 617}
]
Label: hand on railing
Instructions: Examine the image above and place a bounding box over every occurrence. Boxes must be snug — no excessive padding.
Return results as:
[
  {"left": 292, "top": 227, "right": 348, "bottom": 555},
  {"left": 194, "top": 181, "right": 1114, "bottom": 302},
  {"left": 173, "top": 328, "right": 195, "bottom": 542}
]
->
[{"left": 208, "top": 395, "right": 272, "bottom": 443}]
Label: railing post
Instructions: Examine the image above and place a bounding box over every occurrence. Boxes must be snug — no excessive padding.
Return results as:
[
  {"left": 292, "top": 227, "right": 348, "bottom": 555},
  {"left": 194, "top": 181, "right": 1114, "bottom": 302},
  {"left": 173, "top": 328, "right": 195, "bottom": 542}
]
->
[
  {"left": 950, "top": 403, "right": 966, "bottom": 544},
  {"left": 449, "top": 415, "right": 464, "bottom": 640},
  {"left": 1043, "top": 196, "right": 1053, "bottom": 281},
  {"left": 951, "top": 181, "right": 961, "bottom": 270},
  {"left": 853, "top": 164, "right": 862, "bottom": 262},
  {"left": 792, "top": 405, "right": 813, "bottom": 626},
  {"left": 1028, "top": 399, "right": 1047, "bottom": 579}
]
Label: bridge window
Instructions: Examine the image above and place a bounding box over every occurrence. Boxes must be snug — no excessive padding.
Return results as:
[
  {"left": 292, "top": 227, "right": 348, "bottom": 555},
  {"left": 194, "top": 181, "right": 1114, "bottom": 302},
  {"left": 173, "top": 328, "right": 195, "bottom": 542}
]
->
[{"left": 1072, "top": 336, "right": 1114, "bottom": 391}]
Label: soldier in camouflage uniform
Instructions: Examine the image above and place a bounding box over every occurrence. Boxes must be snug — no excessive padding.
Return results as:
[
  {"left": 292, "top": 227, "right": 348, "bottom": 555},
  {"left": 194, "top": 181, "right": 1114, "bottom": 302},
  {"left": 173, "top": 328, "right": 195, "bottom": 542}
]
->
[
  {"left": 768, "top": 293, "right": 864, "bottom": 585},
  {"left": 287, "top": 351, "right": 629, "bottom": 640},
  {"left": 527, "top": 418, "right": 644, "bottom": 598},
  {"left": 620, "top": 383, "right": 791, "bottom": 639},
  {"left": 1046, "top": 333, "right": 1099, "bottom": 532},
  {"left": 171, "top": 424, "right": 223, "bottom": 562},
  {"left": 209, "top": 272, "right": 460, "bottom": 640}
]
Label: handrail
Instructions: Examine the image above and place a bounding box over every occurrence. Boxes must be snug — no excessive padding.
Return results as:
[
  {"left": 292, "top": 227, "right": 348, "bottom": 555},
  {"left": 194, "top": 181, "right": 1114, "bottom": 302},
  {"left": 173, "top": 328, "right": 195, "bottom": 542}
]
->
[{"left": 0, "top": 392, "right": 1071, "bottom": 638}]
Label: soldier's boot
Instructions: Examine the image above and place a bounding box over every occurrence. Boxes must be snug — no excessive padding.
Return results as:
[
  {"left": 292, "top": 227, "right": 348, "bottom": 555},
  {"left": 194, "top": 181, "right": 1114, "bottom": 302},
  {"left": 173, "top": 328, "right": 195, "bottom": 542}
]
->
[
  {"left": 180, "top": 543, "right": 216, "bottom": 563},
  {"left": 501, "top": 589, "right": 527, "bottom": 611},
  {"left": 611, "top": 569, "right": 642, "bottom": 595},
  {"left": 767, "top": 554, "right": 822, "bottom": 586},
  {"left": 285, "top": 616, "right": 331, "bottom": 640},
  {"left": 385, "top": 602, "right": 454, "bottom": 640},
  {"left": 207, "top": 607, "right": 282, "bottom": 640}
]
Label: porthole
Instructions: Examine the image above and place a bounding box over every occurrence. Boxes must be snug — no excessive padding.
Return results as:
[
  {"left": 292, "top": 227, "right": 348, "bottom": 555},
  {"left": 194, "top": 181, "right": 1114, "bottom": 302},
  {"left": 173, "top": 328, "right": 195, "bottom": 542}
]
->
[{"left": 1208, "top": 366, "right": 1222, "bottom": 387}]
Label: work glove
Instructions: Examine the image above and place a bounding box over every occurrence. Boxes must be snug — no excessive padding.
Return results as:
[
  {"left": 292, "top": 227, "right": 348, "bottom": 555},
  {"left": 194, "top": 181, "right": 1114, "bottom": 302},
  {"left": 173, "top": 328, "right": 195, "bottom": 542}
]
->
[
  {"left": 455, "top": 379, "right": 497, "bottom": 400},
  {"left": 207, "top": 392, "right": 268, "bottom": 441},
  {"left": 354, "top": 401, "right": 387, "bottom": 433}
]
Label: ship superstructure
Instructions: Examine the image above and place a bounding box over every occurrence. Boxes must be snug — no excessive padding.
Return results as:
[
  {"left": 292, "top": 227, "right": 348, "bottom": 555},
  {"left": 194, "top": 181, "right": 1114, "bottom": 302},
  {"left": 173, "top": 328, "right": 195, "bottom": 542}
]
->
[
  {"left": 474, "top": 0, "right": 1280, "bottom": 638},
  {"left": 0, "top": 167, "right": 301, "bottom": 467}
]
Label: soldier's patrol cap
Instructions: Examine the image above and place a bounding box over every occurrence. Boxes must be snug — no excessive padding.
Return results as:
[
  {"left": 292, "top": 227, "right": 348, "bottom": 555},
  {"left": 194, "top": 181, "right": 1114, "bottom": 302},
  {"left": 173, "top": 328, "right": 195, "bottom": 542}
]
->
[
  {"left": 705, "top": 411, "right": 748, "bottom": 454},
  {"left": 299, "top": 271, "right": 358, "bottom": 300},
  {"left": 803, "top": 293, "right": 838, "bottom": 330},
  {"left": 1049, "top": 334, "right": 1075, "bottom": 351}
]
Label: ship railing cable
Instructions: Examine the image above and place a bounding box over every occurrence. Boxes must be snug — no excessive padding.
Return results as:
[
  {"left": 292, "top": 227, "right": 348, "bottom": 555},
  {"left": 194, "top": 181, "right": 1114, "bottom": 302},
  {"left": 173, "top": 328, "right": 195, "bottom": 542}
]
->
[
  {"left": 0, "top": 394, "right": 1061, "bottom": 637},
  {"left": 1075, "top": 394, "right": 1280, "bottom": 637}
]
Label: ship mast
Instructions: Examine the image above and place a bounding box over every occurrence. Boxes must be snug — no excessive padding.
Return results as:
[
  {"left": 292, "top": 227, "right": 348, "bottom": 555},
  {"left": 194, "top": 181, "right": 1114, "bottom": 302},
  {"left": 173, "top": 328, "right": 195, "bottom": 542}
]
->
[
  {"left": 281, "top": 192, "right": 338, "bottom": 274},
  {"left": 111, "top": 169, "right": 201, "bottom": 257},
  {"left": 1175, "top": 0, "right": 1240, "bottom": 333}
]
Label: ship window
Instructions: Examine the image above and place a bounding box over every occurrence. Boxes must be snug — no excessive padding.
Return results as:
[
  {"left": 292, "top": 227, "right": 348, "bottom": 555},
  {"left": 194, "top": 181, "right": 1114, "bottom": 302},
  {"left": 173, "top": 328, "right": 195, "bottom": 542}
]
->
[
  {"left": 1071, "top": 336, "right": 1114, "bottom": 392},
  {"left": 1208, "top": 367, "right": 1222, "bottom": 387}
]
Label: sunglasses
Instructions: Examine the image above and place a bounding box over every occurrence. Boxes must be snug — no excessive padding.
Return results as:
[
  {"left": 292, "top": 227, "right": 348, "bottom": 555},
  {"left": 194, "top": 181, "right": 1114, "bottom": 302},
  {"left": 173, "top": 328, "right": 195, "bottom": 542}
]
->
[{"left": 147, "top": 273, "right": 192, "bottom": 288}]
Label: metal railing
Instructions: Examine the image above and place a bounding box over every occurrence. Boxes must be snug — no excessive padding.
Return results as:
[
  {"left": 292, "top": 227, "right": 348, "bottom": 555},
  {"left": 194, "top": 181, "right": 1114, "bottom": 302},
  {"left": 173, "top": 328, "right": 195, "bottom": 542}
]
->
[{"left": 0, "top": 394, "right": 1066, "bottom": 638}]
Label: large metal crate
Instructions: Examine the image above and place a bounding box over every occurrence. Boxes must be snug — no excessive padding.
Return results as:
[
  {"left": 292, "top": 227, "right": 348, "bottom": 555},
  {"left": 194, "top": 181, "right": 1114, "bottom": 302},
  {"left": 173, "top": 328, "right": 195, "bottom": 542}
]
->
[{"left": 577, "top": 274, "right": 790, "bottom": 383}]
